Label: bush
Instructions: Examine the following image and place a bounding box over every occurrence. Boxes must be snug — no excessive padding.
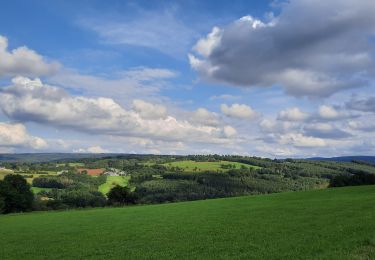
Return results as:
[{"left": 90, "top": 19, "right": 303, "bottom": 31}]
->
[
  {"left": 32, "top": 177, "right": 67, "bottom": 189},
  {"left": 0, "top": 175, "right": 34, "bottom": 214},
  {"left": 0, "top": 197, "right": 4, "bottom": 213},
  {"left": 330, "top": 172, "right": 375, "bottom": 187},
  {"left": 108, "top": 186, "right": 137, "bottom": 205}
]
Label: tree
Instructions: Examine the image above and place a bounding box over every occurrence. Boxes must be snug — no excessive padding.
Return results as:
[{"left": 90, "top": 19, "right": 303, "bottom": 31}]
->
[
  {"left": 108, "top": 186, "right": 137, "bottom": 205},
  {"left": 0, "top": 174, "right": 34, "bottom": 214},
  {"left": 0, "top": 197, "right": 4, "bottom": 213}
]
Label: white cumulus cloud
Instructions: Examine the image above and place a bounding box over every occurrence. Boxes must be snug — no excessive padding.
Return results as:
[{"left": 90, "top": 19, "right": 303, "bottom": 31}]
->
[
  {"left": 0, "top": 77, "right": 237, "bottom": 145},
  {"left": 0, "top": 122, "right": 47, "bottom": 149},
  {"left": 0, "top": 35, "right": 59, "bottom": 77},
  {"left": 278, "top": 107, "right": 309, "bottom": 122},
  {"left": 221, "top": 103, "right": 258, "bottom": 119}
]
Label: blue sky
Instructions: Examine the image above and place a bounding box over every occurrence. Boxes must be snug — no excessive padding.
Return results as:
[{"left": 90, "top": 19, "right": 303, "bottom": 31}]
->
[{"left": 0, "top": 0, "right": 374, "bottom": 157}]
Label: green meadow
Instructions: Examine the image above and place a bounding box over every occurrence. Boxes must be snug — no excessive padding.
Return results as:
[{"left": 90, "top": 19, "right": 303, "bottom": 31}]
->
[
  {"left": 1, "top": 185, "right": 374, "bottom": 259},
  {"left": 31, "top": 187, "right": 53, "bottom": 194},
  {"left": 162, "top": 160, "right": 261, "bottom": 172},
  {"left": 98, "top": 176, "right": 130, "bottom": 195}
]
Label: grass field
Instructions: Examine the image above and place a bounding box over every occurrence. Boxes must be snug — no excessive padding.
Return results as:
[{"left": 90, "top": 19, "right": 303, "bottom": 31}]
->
[
  {"left": 0, "top": 169, "right": 13, "bottom": 180},
  {"left": 31, "top": 187, "right": 53, "bottom": 194},
  {"left": 1, "top": 186, "right": 374, "bottom": 259},
  {"left": 15, "top": 171, "right": 58, "bottom": 184},
  {"left": 98, "top": 176, "right": 130, "bottom": 195},
  {"left": 162, "top": 160, "right": 261, "bottom": 172}
]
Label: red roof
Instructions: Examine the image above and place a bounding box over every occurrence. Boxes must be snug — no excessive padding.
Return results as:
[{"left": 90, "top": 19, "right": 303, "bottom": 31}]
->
[{"left": 77, "top": 168, "right": 105, "bottom": 176}]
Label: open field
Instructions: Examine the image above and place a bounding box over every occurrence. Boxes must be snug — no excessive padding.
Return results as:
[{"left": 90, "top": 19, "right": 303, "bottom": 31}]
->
[
  {"left": 98, "top": 176, "right": 130, "bottom": 195},
  {"left": 162, "top": 160, "right": 261, "bottom": 172},
  {"left": 0, "top": 169, "right": 14, "bottom": 180},
  {"left": 31, "top": 187, "right": 52, "bottom": 194},
  {"left": 0, "top": 170, "right": 56, "bottom": 185},
  {"left": 1, "top": 185, "right": 374, "bottom": 259}
]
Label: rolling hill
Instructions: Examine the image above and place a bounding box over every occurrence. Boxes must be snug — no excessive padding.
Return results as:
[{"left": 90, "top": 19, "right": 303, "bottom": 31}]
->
[
  {"left": 307, "top": 156, "right": 375, "bottom": 164},
  {"left": 1, "top": 185, "right": 374, "bottom": 259}
]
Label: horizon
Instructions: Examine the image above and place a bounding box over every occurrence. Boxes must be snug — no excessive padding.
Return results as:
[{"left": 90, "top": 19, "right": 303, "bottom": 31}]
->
[
  {"left": 0, "top": 0, "right": 375, "bottom": 157},
  {"left": 0, "top": 152, "right": 374, "bottom": 160}
]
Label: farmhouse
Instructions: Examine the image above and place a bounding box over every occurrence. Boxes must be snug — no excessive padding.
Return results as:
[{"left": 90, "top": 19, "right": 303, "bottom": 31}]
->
[
  {"left": 104, "top": 168, "right": 127, "bottom": 177},
  {"left": 77, "top": 168, "right": 105, "bottom": 176}
]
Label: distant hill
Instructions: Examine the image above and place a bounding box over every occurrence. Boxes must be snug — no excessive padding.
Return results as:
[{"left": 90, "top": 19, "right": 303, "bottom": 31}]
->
[{"left": 307, "top": 156, "right": 375, "bottom": 164}]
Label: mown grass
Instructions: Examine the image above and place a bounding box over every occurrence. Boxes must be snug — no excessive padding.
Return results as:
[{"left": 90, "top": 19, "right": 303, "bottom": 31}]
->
[
  {"left": 98, "top": 176, "right": 130, "bottom": 195},
  {"left": 1, "top": 186, "right": 374, "bottom": 259},
  {"left": 163, "top": 160, "right": 261, "bottom": 172}
]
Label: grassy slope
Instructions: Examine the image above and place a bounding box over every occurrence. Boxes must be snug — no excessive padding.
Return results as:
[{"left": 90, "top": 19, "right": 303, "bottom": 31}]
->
[
  {"left": 163, "top": 160, "right": 261, "bottom": 172},
  {"left": 1, "top": 186, "right": 375, "bottom": 259},
  {"left": 98, "top": 176, "right": 130, "bottom": 195}
]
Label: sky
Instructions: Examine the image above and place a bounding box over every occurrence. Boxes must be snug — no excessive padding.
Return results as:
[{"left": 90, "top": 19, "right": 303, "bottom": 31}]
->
[{"left": 0, "top": 0, "right": 374, "bottom": 157}]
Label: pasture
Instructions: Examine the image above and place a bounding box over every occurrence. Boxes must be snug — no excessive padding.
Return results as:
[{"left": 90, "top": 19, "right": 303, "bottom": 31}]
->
[
  {"left": 98, "top": 176, "right": 130, "bottom": 195},
  {"left": 31, "top": 187, "right": 52, "bottom": 194},
  {"left": 1, "top": 185, "right": 374, "bottom": 259},
  {"left": 0, "top": 169, "right": 13, "bottom": 180},
  {"left": 162, "top": 160, "right": 260, "bottom": 172},
  {"left": 0, "top": 170, "right": 56, "bottom": 184}
]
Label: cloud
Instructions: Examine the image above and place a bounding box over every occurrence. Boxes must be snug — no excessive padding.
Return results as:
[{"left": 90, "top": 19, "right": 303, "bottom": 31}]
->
[
  {"left": 255, "top": 144, "right": 296, "bottom": 157},
  {"left": 209, "top": 94, "right": 240, "bottom": 101},
  {"left": 122, "top": 67, "right": 177, "bottom": 81},
  {"left": 278, "top": 133, "right": 327, "bottom": 148},
  {"left": 303, "top": 123, "right": 352, "bottom": 139},
  {"left": 0, "top": 35, "right": 59, "bottom": 77},
  {"left": 317, "top": 105, "right": 353, "bottom": 120},
  {"left": 190, "top": 0, "right": 375, "bottom": 97},
  {"left": 259, "top": 118, "right": 293, "bottom": 134},
  {"left": 223, "top": 125, "right": 237, "bottom": 138},
  {"left": 74, "top": 146, "right": 109, "bottom": 153},
  {"left": 221, "top": 103, "right": 258, "bottom": 119},
  {"left": 348, "top": 120, "right": 375, "bottom": 132},
  {"left": 48, "top": 67, "right": 176, "bottom": 102},
  {"left": 0, "top": 122, "right": 47, "bottom": 149},
  {"left": 189, "top": 108, "right": 220, "bottom": 127},
  {"left": 346, "top": 96, "right": 375, "bottom": 113},
  {"left": 193, "top": 27, "right": 222, "bottom": 57},
  {"left": 132, "top": 99, "right": 167, "bottom": 119},
  {"left": 278, "top": 107, "right": 309, "bottom": 122},
  {"left": 80, "top": 10, "right": 197, "bottom": 57},
  {"left": 0, "top": 77, "right": 237, "bottom": 144}
]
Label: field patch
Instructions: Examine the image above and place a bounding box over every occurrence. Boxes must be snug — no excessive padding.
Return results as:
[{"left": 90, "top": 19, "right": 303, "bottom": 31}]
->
[
  {"left": 77, "top": 168, "right": 105, "bottom": 176},
  {"left": 98, "top": 176, "right": 130, "bottom": 195},
  {"left": 31, "top": 187, "right": 53, "bottom": 194},
  {"left": 162, "top": 160, "right": 260, "bottom": 172},
  {"left": 0, "top": 169, "right": 14, "bottom": 180}
]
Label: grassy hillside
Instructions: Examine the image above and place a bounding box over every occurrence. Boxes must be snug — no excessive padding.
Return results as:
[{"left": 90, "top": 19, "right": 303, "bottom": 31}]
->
[
  {"left": 98, "top": 176, "right": 130, "bottom": 195},
  {"left": 1, "top": 186, "right": 374, "bottom": 259},
  {"left": 162, "top": 160, "right": 261, "bottom": 172}
]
